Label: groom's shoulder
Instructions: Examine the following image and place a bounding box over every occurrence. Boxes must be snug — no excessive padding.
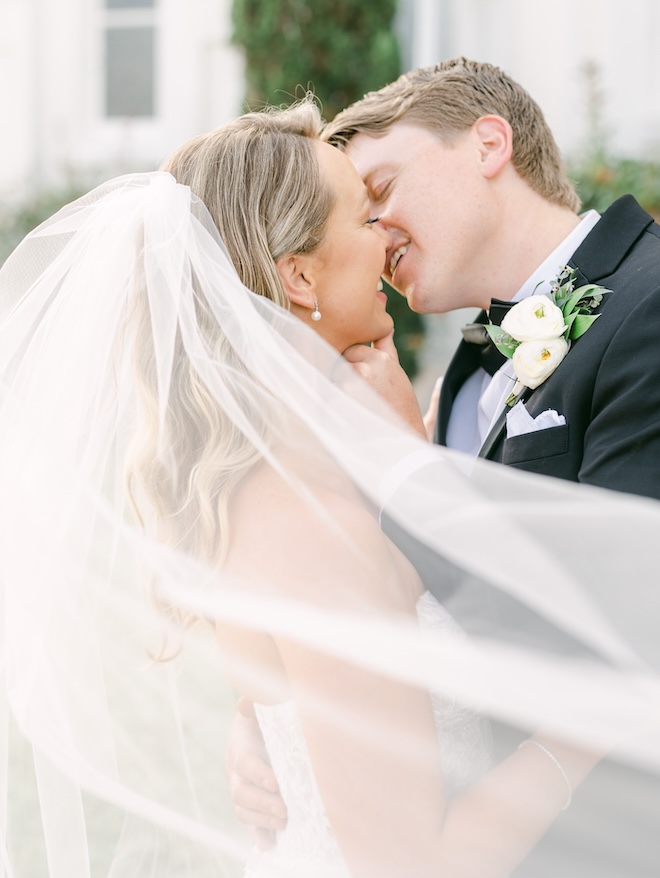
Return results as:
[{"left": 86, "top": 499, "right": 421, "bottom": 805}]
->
[
  {"left": 598, "top": 194, "right": 660, "bottom": 247},
  {"left": 581, "top": 196, "right": 660, "bottom": 292},
  {"left": 598, "top": 193, "right": 657, "bottom": 224}
]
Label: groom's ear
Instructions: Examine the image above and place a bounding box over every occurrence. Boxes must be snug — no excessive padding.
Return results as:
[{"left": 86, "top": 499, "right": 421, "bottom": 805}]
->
[
  {"left": 275, "top": 253, "right": 317, "bottom": 310},
  {"left": 473, "top": 115, "right": 513, "bottom": 179}
]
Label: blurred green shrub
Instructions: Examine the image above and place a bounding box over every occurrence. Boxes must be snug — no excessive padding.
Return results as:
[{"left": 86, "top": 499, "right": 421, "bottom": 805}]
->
[
  {"left": 570, "top": 60, "right": 660, "bottom": 219},
  {"left": 571, "top": 153, "right": 660, "bottom": 218},
  {"left": 232, "top": 0, "right": 401, "bottom": 121},
  {"left": 0, "top": 184, "right": 87, "bottom": 266}
]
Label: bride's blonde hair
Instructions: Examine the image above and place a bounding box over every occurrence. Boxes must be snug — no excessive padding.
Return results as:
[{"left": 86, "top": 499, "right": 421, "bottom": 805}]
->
[
  {"left": 161, "top": 97, "right": 333, "bottom": 308},
  {"left": 126, "top": 99, "right": 333, "bottom": 642}
]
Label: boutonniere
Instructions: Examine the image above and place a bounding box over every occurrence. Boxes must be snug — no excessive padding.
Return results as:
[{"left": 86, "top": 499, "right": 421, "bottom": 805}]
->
[{"left": 485, "top": 267, "right": 610, "bottom": 406}]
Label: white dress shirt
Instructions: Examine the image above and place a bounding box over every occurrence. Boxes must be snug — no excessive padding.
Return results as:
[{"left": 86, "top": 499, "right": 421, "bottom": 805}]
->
[{"left": 446, "top": 211, "right": 601, "bottom": 457}]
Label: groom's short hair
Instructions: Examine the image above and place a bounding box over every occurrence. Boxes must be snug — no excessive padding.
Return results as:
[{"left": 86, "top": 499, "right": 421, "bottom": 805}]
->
[{"left": 322, "top": 57, "right": 580, "bottom": 212}]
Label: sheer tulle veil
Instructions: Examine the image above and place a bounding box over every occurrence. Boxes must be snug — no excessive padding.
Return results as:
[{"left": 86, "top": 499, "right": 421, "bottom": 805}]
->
[{"left": 0, "top": 172, "right": 658, "bottom": 876}]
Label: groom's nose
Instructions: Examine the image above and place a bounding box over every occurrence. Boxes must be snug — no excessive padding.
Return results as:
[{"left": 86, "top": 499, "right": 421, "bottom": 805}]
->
[{"left": 373, "top": 222, "right": 393, "bottom": 249}]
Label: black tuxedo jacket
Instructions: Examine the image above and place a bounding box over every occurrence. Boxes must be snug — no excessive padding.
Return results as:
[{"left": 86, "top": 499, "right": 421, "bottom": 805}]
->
[
  {"left": 436, "top": 196, "right": 660, "bottom": 500},
  {"left": 431, "top": 196, "right": 660, "bottom": 876}
]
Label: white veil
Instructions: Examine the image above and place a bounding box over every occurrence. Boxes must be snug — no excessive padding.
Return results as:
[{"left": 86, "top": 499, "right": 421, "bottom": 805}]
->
[{"left": 0, "top": 172, "right": 659, "bottom": 877}]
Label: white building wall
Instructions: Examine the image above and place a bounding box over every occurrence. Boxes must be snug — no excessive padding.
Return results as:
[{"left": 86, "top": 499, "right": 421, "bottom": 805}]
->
[
  {"left": 404, "top": 0, "right": 660, "bottom": 160},
  {"left": 1, "top": 0, "right": 658, "bottom": 202},
  {"left": 0, "top": 0, "right": 41, "bottom": 197},
  {"left": 0, "top": 0, "right": 243, "bottom": 200}
]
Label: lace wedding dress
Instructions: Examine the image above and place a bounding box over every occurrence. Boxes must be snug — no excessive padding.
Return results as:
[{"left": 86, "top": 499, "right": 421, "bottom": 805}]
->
[{"left": 244, "top": 592, "right": 492, "bottom": 878}]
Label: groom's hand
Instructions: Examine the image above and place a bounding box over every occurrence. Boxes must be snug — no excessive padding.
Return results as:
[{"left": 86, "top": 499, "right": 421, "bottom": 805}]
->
[
  {"left": 343, "top": 330, "right": 427, "bottom": 440},
  {"left": 226, "top": 696, "right": 288, "bottom": 849}
]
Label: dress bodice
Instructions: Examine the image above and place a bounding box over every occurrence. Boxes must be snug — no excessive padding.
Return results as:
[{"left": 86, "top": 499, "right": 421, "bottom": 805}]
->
[{"left": 244, "top": 591, "right": 492, "bottom": 877}]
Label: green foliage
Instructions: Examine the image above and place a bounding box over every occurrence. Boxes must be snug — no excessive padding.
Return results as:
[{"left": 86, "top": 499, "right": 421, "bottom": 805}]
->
[
  {"left": 232, "top": 0, "right": 401, "bottom": 121},
  {"left": 570, "top": 60, "right": 660, "bottom": 218},
  {"left": 0, "top": 183, "right": 88, "bottom": 266},
  {"left": 232, "top": 0, "right": 425, "bottom": 376},
  {"left": 571, "top": 153, "right": 660, "bottom": 218},
  {"left": 383, "top": 280, "right": 425, "bottom": 378}
]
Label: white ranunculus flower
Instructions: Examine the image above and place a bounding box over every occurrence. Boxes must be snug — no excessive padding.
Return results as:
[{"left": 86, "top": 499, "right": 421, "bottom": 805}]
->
[
  {"left": 501, "top": 295, "right": 566, "bottom": 342},
  {"left": 512, "top": 337, "right": 569, "bottom": 389}
]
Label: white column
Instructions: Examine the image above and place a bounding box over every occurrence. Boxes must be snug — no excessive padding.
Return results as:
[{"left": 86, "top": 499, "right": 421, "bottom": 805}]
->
[{"left": 410, "top": 0, "right": 444, "bottom": 68}]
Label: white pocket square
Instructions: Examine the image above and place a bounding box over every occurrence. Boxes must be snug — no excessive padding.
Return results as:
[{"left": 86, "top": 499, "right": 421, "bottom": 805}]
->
[{"left": 506, "top": 401, "right": 566, "bottom": 438}]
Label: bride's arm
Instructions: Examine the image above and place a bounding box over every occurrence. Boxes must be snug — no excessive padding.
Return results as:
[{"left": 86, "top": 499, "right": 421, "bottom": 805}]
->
[
  {"left": 230, "top": 482, "right": 602, "bottom": 878},
  {"left": 436, "top": 735, "right": 602, "bottom": 877}
]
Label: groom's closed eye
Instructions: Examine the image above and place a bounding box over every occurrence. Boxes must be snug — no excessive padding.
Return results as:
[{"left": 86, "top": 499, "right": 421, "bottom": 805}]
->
[{"left": 370, "top": 181, "right": 392, "bottom": 204}]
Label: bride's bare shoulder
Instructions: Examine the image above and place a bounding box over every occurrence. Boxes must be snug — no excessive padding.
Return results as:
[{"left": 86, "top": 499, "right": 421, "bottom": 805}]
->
[{"left": 226, "top": 454, "right": 420, "bottom": 612}]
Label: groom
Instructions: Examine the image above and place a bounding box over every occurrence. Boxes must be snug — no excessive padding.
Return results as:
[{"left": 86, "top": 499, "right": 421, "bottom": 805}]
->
[
  {"left": 227, "top": 58, "right": 660, "bottom": 869},
  {"left": 321, "top": 62, "right": 660, "bottom": 877},
  {"left": 327, "top": 57, "right": 660, "bottom": 500}
]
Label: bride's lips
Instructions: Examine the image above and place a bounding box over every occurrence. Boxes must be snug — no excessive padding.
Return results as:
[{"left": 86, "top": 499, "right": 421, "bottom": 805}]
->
[{"left": 376, "top": 277, "right": 387, "bottom": 303}]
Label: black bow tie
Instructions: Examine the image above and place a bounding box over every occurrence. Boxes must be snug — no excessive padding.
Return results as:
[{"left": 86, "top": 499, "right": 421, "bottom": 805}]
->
[
  {"left": 487, "top": 298, "right": 515, "bottom": 326},
  {"left": 460, "top": 298, "right": 515, "bottom": 376},
  {"left": 461, "top": 298, "right": 515, "bottom": 344}
]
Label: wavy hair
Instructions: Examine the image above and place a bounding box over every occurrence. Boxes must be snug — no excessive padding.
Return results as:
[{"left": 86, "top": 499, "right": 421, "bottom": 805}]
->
[
  {"left": 162, "top": 98, "right": 333, "bottom": 307},
  {"left": 125, "top": 100, "right": 331, "bottom": 645}
]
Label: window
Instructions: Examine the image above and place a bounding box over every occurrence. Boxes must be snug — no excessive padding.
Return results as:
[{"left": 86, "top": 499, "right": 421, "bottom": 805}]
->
[{"left": 104, "top": 0, "right": 156, "bottom": 117}]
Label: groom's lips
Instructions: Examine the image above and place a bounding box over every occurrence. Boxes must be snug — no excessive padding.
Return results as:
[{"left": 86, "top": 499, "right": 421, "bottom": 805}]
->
[{"left": 388, "top": 244, "right": 409, "bottom": 283}]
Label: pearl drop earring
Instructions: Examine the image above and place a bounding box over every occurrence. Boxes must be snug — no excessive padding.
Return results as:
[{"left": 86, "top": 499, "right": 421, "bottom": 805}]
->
[{"left": 311, "top": 300, "right": 322, "bottom": 321}]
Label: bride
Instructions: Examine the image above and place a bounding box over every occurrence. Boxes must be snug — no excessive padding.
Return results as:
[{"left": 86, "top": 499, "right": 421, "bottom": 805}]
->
[{"left": 0, "top": 99, "right": 658, "bottom": 877}]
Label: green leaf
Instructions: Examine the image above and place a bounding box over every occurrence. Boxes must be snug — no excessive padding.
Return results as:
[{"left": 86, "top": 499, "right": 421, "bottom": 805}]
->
[
  {"left": 484, "top": 324, "right": 517, "bottom": 358},
  {"left": 569, "top": 313, "right": 600, "bottom": 340},
  {"left": 561, "top": 286, "right": 589, "bottom": 314},
  {"left": 560, "top": 290, "right": 582, "bottom": 315},
  {"left": 562, "top": 284, "right": 609, "bottom": 317},
  {"left": 563, "top": 311, "right": 578, "bottom": 336},
  {"left": 573, "top": 283, "right": 604, "bottom": 298}
]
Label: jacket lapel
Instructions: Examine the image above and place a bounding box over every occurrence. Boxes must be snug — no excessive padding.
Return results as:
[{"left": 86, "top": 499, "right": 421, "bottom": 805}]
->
[
  {"left": 569, "top": 195, "right": 654, "bottom": 282},
  {"left": 477, "top": 407, "right": 508, "bottom": 460},
  {"left": 476, "top": 196, "right": 654, "bottom": 460},
  {"left": 434, "top": 310, "right": 487, "bottom": 445},
  {"left": 477, "top": 387, "right": 533, "bottom": 459}
]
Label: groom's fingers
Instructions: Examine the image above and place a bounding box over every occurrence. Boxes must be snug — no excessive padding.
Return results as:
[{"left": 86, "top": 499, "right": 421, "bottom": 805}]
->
[
  {"left": 343, "top": 337, "right": 427, "bottom": 440},
  {"left": 230, "top": 778, "right": 288, "bottom": 834},
  {"left": 226, "top": 700, "right": 279, "bottom": 792},
  {"left": 342, "top": 331, "right": 400, "bottom": 384},
  {"left": 230, "top": 777, "right": 287, "bottom": 820},
  {"left": 226, "top": 696, "right": 288, "bottom": 839},
  {"left": 369, "top": 328, "right": 399, "bottom": 358},
  {"left": 229, "top": 762, "right": 288, "bottom": 841}
]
